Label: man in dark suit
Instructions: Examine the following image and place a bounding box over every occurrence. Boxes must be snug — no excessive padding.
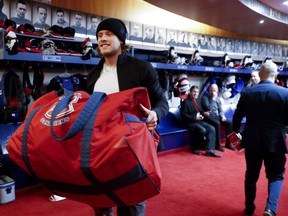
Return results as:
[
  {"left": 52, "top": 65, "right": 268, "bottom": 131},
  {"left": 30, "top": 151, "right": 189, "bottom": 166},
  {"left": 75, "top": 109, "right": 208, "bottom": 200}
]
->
[
  {"left": 233, "top": 60, "right": 288, "bottom": 216},
  {"left": 181, "top": 85, "right": 221, "bottom": 158}
]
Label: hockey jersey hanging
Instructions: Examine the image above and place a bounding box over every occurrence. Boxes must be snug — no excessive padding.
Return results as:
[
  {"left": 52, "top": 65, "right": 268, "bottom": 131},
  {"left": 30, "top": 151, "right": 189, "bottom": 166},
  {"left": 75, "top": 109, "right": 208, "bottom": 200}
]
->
[{"left": 0, "top": 69, "right": 27, "bottom": 123}]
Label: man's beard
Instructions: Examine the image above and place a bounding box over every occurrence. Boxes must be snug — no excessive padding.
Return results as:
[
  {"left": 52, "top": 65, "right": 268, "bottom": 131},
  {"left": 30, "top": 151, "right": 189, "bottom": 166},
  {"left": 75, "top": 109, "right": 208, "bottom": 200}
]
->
[{"left": 101, "top": 46, "right": 121, "bottom": 58}]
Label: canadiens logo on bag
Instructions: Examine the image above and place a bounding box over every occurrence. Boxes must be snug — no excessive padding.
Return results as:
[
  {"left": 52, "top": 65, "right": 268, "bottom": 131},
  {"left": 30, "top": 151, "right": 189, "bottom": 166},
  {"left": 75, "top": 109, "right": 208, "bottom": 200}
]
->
[
  {"left": 7, "top": 87, "right": 161, "bottom": 208},
  {"left": 41, "top": 93, "right": 81, "bottom": 126}
]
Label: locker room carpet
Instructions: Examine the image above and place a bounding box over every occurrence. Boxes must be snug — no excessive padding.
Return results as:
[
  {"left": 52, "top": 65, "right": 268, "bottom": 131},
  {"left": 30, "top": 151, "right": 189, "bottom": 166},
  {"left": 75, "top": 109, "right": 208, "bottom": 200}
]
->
[{"left": 1, "top": 146, "right": 288, "bottom": 216}]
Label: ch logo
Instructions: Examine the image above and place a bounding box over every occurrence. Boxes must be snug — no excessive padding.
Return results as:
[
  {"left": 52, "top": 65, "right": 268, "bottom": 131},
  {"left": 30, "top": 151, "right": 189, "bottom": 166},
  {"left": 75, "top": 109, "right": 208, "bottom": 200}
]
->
[
  {"left": 44, "top": 93, "right": 82, "bottom": 119},
  {"left": 5, "top": 187, "right": 12, "bottom": 194}
]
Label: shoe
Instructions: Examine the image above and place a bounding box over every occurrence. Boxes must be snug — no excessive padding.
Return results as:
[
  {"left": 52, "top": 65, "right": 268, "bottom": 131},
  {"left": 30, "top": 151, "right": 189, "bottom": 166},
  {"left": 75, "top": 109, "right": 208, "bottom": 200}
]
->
[
  {"left": 205, "top": 150, "right": 221, "bottom": 158},
  {"left": 263, "top": 208, "right": 276, "bottom": 216},
  {"left": 225, "top": 144, "right": 236, "bottom": 151},
  {"left": 216, "top": 146, "right": 225, "bottom": 152},
  {"left": 191, "top": 149, "right": 201, "bottom": 155}
]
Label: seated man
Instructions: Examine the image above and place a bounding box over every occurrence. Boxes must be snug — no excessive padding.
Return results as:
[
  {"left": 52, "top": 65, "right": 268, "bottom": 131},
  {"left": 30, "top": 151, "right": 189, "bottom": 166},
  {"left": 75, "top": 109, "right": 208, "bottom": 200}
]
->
[
  {"left": 201, "top": 84, "right": 235, "bottom": 151},
  {"left": 181, "top": 85, "right": 221, "bottom": 158},
  {"left": 247, "top": 70, "right": 260, "bottom": 87}
]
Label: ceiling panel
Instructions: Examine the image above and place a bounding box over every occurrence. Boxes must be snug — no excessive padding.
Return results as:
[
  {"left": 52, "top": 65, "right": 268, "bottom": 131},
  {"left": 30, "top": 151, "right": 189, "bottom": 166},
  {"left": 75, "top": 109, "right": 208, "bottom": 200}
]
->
[{"left": 144, "top": 0, "right": 288, "bottom": 40}]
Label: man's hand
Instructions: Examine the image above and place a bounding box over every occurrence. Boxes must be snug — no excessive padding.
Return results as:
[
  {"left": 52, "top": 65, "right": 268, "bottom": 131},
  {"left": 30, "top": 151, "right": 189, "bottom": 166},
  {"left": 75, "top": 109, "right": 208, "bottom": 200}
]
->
[
  {"left": 139, "top": 104, "right": 158, "bottom": 130},
  {"left": 196, "top": 112, "right": 204, "bottom": 121},
  {"left": 203, "top": 111, "right": 210, "bottom": 117}
]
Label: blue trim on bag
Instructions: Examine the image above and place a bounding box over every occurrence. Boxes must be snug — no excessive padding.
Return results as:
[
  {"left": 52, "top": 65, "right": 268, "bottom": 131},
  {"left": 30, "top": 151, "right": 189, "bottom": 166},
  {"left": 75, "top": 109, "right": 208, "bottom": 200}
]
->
[
  {"left": 80, "top": 95, "right": 126, "bottom": 206},
  {"left": 50, "top": 91, "right": 107, "bottom": 141},
  {"left": 22, "top": 106, "right": 43, "bottom": 178},
  {"left": 124, "top": 114, "right": 145, "bottom": 123},
  {"left": 40, "top": 164, "right": 147, "bottom": 195}
]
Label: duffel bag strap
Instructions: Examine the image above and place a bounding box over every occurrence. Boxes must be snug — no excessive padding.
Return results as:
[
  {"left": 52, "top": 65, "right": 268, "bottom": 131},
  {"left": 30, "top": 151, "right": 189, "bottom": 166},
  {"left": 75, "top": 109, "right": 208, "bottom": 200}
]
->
[{"left": 50, "top": 91, "right": 106, "bottom": 141}]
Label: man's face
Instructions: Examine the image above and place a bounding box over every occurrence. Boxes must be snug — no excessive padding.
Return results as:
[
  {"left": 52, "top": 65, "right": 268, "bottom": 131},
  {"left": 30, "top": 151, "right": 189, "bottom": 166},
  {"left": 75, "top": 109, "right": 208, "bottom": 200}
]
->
[
  {"left": 75, "top": 14, "right": 82, "bottom": 26},
  {"left": 146, "top": 28, "right": 153, "bottom": 38},
  {"left": 189, "top": 33, "right": 196, "bottom": 43},
  {"left": 220, "top": 38, "right": 225, "bottom": 47},
  {"left": 227, "top": 41, "right": 232, "bottom": 49},
  {"left": 251, "top": 72, "right": 260, "bottom": 85},
  {"left": 209, "top": 85, "right": 218, "bottom": 99},
  {"left": 179, "top": 32, "right": 185, "bottom": 41},
  {"left": 158, "top": 29, "right": 164, "bottom": 37},
  {"left": 57, "top": 12, "right": 64, "bottom": 23},
  {"left": 91, "top": 17, "right": 99, "bottom": 30},
  {"left": 97, "top": 30, "right": 122, "bottom": 57},
  {"left": 133, "top": 25, "right": 140, "bottom": 37},
  {"left": 190, "top": 88, "right": 199, "bottom": 99},
  {"left": 210, "top": 37, "right": 216, "bottom": 47},
  {"left": 38, "top": 7, "right": 47, "bottom": 23},
  {"left": 169, "top": 30, "right": 175, "bottom": 40},
  {"left": 16, "top": 3, "right": 26, "bottom": 18},
  {"left": 199, "top": 36, "right": 206, "bottom": 45}
]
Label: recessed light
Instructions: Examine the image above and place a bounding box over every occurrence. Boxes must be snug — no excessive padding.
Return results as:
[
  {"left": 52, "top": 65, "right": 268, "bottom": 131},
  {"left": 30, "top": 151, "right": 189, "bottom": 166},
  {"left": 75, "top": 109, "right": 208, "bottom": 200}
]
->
[
  {"left": 283, "top": 1, "right": 288, "bottom": 6},
  {"left": 259, "top": 20, "right": 264, "bottom": 24}
]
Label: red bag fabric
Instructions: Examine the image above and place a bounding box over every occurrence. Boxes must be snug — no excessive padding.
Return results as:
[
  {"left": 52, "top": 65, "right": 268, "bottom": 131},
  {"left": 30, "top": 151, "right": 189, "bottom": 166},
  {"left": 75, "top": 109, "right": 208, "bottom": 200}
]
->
[{"left": 7, "top": 87, "right": 161, "bottom": 208}]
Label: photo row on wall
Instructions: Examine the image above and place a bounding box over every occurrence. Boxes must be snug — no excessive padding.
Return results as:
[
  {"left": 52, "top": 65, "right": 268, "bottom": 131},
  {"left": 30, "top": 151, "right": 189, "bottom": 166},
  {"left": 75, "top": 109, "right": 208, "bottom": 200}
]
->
[{"left": 1, "top": 0, "right": 287, "bottom": 58}]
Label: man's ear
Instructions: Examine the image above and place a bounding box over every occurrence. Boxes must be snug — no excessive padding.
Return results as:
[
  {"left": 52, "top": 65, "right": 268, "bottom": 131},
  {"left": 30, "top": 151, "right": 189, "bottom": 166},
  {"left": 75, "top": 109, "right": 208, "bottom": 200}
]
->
[{"left": 274, "top": 73, "right": 278, "bottom": 82}]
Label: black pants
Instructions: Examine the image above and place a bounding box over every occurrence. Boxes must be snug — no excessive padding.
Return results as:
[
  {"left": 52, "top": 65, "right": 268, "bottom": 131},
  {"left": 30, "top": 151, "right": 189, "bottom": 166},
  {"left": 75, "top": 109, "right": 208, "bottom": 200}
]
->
[
  {"left": 187, "top": 121, "right": 216, "bottom": 150},
  {"left": 204, "top": 117, "right": 233, "bottom": 148},
  {"left": 244, "top": 149, "right": 286, "bottom": 215}
]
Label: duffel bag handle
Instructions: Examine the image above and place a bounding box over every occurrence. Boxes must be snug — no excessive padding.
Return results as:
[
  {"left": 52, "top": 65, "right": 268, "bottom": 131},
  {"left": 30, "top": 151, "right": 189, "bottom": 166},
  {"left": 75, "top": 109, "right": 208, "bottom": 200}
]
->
[{"left": 50, "top": 91, "right": 107, "bottom": 141}]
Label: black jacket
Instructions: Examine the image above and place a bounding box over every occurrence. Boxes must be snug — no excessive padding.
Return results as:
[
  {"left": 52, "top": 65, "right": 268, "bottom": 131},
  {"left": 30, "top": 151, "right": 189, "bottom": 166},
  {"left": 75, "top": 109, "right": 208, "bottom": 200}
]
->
[
  {"left": 233, "top": 80, "right": 288, "bottom": 153},
  {"left": 86, "top": 51, "right": 168, "bottom": 120}
]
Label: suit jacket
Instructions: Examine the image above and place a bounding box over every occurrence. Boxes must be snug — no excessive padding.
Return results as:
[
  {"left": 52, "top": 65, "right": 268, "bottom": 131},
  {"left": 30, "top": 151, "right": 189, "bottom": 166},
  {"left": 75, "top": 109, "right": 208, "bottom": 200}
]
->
[
  {"left": 86, "top": 51, "right": 168, "bottom": 121},
  {"left": 233, "top": 80, "right": 288, "bottom": 153},
  {"left": 181, "top": 97, "right": 204, "bottom": 125}
]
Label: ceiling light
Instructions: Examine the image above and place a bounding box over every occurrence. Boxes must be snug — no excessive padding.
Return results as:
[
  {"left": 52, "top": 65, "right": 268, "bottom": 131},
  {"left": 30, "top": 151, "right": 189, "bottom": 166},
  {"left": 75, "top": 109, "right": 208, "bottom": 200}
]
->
[
  {"left": 259, "top": 20, "right": 264, "bottom": 24},
  {"left": 283, "top": 1, "right": 288, "bottom": 6}
]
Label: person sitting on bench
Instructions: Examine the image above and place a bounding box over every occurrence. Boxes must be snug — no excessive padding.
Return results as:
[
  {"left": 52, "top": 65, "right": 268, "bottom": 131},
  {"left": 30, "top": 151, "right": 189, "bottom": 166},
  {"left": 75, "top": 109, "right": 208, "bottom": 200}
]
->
[
  {"left": 201, "top": 83, "right": 235, "bottom": 151},
  {"left": 181, "top": 85, "right": 221, "bottom": 158}
]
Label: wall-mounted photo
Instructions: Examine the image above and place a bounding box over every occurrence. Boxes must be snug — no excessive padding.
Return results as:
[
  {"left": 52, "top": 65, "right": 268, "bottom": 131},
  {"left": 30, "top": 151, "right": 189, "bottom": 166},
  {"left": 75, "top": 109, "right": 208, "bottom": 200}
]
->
[
  {"left": 70, "top": 11, "right": 86, "bottom": 36},
  {"left": 198, "top": 34, "right": 208, "bottom": 50},
  {"left": 258, "top": 42, "right": 267, "bottom": 56},
  {"left": 154, "top": 27, "right": 166, "bottom": 45},
  {"left": 166, "top": 29, "right": 177, "bottom": 47},
  {"left": 234, "top": 39, "right": 242, "bottom": 53},
  {"left": 0, "top": 0, "right": 9, "bottom": 20},
  {"left": 52, "top": 7, "right": 69, "bottom": 28},
  {"left": 250, "top": 41, "right": 258, "bottom": 56},
  {"left": 177, "top": 31, "right": 189, "bottom": 48},
  {"left": 33, "top": 3, "right": 51, "bottom": 29},
  {"left": 143, "top": 24, "right": 155, "bottom": 44},
  {"left": 216, "top": 37, "right": 226, "bottom": 52},
  {"left": 123, "top": 20, "right": 129, "bottom": 37},
  {"left": 242, "top": 40, "right": 251, "bottom": 54},
  {"left": 282, "top": 45, "right": 288, "bottom": 57},
  {"left": 129, "top": 22, "right": 143, "bottom": 42},
  {"left": 10, "top": 0, "right": 32, "bottom": 25},
  {"left": 266, "top": 43, "right": 274, "bottom": 57},
  {"left": 274, "top": 44, "right": 282, "bottom": 57},
  {"left": 86, "top": 14, "right": 101, "bottom": 37},
  {"left": 187, "top": 32, "right": 198, "bottom": 49},
  {"left": 207, "top": 35, "right": 217, "bottom": 51},
  {"left": 226, "top": 39, "right": 234, "bottom": 52}
]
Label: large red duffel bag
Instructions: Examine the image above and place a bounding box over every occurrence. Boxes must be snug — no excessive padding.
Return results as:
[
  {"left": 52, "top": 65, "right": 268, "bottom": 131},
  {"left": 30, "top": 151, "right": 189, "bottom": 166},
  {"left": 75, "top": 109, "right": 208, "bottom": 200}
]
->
[{"left": 6, "top": 87, "right": 161, "bottom": 208}]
